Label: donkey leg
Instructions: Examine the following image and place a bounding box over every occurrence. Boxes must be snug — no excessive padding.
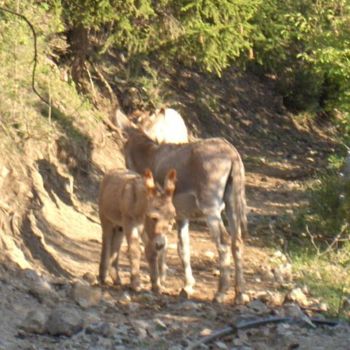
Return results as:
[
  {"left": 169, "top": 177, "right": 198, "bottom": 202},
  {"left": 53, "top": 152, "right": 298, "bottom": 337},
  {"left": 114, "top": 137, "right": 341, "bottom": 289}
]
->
[
  {"left": 109, "top": 226, "right": 124, "bottom": 285},
  {"left": 225, "top": 204, "right": 245, "bottom": 304},
  {"left": 124, "top": 221, "right": 141, "bottom": 292},
  {"left": 177, "top": 219, "right": 195, "bottom": 296},
  {"left": 99, "top": 219, "right": 114, "bottom": 284},
  {"left": 206, "top": 214, "right": 231, "bottom": 303}
]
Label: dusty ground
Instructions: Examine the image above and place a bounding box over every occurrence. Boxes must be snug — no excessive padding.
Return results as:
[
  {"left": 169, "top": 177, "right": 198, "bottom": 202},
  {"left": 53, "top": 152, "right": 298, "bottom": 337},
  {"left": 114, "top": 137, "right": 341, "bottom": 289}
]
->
[{"left": 0, "top": 67, "right": 348, "bottom": 349}]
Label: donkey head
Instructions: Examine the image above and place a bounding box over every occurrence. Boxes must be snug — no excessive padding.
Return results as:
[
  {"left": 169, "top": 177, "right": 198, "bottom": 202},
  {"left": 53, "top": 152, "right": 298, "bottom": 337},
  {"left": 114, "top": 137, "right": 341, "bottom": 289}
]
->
[{"left": 143, "top": 168, "right": 177, "bottom": 251}]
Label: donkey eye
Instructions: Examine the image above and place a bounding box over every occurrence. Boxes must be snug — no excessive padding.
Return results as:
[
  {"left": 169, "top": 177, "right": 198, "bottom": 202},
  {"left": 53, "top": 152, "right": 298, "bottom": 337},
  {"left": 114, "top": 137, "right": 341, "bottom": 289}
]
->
[{"left": 148, "top": 214, "right": 159, "bottom": 222}]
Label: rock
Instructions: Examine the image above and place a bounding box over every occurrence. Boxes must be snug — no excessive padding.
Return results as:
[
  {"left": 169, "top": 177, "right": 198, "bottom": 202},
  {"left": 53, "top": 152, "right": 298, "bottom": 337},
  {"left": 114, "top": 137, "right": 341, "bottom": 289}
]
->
[
  {"left": 215, "top": 341, "right": 228, "bottom": 350},
  {"left": 85, "top": 322, "right": 117, "bottom": 337},
  {"left": 236, "top": 292, "right": 251, "bottom": 304},
  {"left": 276, "top": 323, "right": 292, "bottom": 336},
  {"left": 284, "top": 287, "right": 308, "bottom": 306},
  {"left": 119, "top": 291, "right": 132, "bottom": 303},
  {"left": 200, "top": 328, "right": 212, "bottom": 337},
  {"left": 271, "top": 250, "right": 288, "bottom": 263},
  {"left": 154, "top": 318, "right": 167, "bottom": 330},
  {"left": 282, "top": 303, "right": 315, "bottom": 328},
  {"left": 82, "top": 272, "right": 98, "bottom": 285},
  {"left": 273, "top": 263, "right": 292, "bottom": 284},
  {"left": 260, "top": 266, "right": 274, "bottom": 280},
  {"left": 72, "top": 281, "right": 102, "bottom": 308},
  {"left": 131, "top": 319, "right": 149, "bottom": 339},
  {"left": 204, "top": 250, "right": 215, "bottom": 260},
  {"left": 20, "top": 309, "right": 47, "bottom": 334},
  {"left": 27, "top": 277, "right": 59, "bottom": 304},
  {"left": 47, "top": 306, "right": 84, "bottom": 336},
  {"left": 267, "top": 291, "right": 284, "bottom": 306},
  {"left": 179, "top": 301, "right": 201, "bottom": 311},
  {"left": 247, "top": 299, "right": 269, "bottom": 314},
  {"left": 83, "top": 311, "right": 101, "bottom": 327},
  {"left": 214, "top": 341, "right": 228, "bottom": 349},
  {"left": 128, "top": 302, "right": 141, "bottom": 312}
]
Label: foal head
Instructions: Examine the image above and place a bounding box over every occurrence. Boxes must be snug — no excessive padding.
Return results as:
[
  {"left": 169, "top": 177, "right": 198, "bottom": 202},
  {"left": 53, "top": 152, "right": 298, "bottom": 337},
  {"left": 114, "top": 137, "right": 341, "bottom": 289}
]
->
[{"left": 143, "top": 168, "right": 177, "bottom": 252}]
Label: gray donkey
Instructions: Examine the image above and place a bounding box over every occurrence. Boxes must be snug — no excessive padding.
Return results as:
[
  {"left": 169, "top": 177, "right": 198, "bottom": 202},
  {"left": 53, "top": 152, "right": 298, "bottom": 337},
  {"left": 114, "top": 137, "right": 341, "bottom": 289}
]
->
[{"left": 115, "top": 109, "right": 248, "bottom": 303}]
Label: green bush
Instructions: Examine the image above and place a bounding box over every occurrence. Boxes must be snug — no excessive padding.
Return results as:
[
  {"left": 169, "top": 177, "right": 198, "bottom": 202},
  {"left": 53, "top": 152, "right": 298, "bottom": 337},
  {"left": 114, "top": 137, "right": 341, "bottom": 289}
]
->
[{"left": 298, "top": 171, "right": 350, "bottom": 244}]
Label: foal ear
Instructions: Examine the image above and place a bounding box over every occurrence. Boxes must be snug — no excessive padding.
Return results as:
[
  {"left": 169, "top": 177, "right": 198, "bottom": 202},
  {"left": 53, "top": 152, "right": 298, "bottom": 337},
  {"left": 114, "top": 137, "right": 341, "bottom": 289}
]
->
[
  {"left": 158, "top": 107, "right": 166, "bottom": 115},
  {"left": 144, "top": 168, "right": 156, "bottom": 196},
  {"left": 164, "top": 169, "right": 177, "bottom": 197}
]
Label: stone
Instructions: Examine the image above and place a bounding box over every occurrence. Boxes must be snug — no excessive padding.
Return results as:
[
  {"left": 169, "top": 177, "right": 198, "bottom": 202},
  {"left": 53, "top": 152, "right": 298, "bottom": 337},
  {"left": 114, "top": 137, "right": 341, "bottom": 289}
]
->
[
  {"left": 82, "top": 272, "right": 98, "bottom": 285},
  {"left": 267, "top": 291, "right": 284, "bottom": 306},
  {"left": 72, "top": 281, "right": 102, "bottom": 308},
  {"left": 204, "top": 250, "right": 215, "bottom": 260},
  {"left": 47, "top": 306, "right": 84, "bottom": 336},
  {"left": 83, "top": 312, "right": 101, "bottom": 327},
  {"left": 247, "top": 299, "right": 269, "bottom": 314},
  {"left": 131, "top": 319, "right": 149, "bottom": 339},
  {"left": 273, "top": 263, "right": 292, "bottom": 284},
  {"left": 20, "top": 309, "right": 47, "bottom": 334},
  {"left": 214, "top": 341, "right": 228, "bottom": 349},
  {"left": 27, "top": 277, "right": 59, "bottom": 304},
  {"left": 119, "top": 291, "right": 131, "bottom": 303},
  {"left": 282, "top": 303, "right": 315, "bottom": 328},
  {"left": 128, "top": 302, "right": 141, "bottom": 312},
  {"left": 284, "top": 287, "right": 308, "bottom": 306},
  {"left": 85, "top": 322, "right": 117, "bottom": 337},
  {"left": 154, "top": 318, "right": 167, "bottom": 330},
  {"left": 200, "top": 328, "right": 212, "bottom": 337}
]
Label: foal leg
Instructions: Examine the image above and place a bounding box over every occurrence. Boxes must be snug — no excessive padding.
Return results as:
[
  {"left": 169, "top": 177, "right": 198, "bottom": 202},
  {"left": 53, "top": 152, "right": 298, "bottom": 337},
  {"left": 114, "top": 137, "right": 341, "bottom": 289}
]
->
[
  {"left": 145, "top": 243, "right": 161, "bottom": 294},
  {"left": 177, "top": 219, "right": 195, "bottom": 296},
  {"left": 124, "top": 220, "right": 141, "bottom": 292},
  {"left": 109, "top": 226, "right": 124, "bottom": 285},
  {"left": 158, "top": 236, "right": 168, "bottom": 284},
  {"left": 206, "top": 213, "right": 231, "bottom": 303},
  {"left": 99, "top": 219, "right": 114, "bottom": 284}
]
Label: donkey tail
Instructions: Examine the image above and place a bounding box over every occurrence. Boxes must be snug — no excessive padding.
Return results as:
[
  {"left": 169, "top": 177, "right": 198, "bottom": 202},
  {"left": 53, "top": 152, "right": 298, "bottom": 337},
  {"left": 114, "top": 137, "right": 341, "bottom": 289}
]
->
[{"left": 229, "top": 155, "right": 248, "bottom": 238}]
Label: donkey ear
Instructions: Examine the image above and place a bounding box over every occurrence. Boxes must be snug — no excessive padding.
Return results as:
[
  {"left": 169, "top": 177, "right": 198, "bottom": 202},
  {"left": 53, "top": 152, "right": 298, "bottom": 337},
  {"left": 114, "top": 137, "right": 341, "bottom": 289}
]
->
[
  {"left": 164, "top": 169, "right": 177, "bottom": 197},
  {"left": 144, "top": 168, "right": 156, "bottom": 196},
  {"left": 113, "top": 108, "right": 132, "bottom": 130}
]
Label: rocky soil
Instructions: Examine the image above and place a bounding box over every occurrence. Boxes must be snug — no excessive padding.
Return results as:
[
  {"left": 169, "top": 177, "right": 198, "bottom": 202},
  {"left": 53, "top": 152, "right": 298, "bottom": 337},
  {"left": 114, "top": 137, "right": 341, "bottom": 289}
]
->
[{"left": 0, "top": 66, "right": 349, "bottom": 349}]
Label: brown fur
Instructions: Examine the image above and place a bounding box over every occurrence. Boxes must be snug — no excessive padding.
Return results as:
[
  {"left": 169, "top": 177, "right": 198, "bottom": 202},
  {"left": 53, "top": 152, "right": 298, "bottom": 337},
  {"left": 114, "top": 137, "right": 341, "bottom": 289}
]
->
[{"left": 98, "top": 168, "right": 176, "bottom": 293}]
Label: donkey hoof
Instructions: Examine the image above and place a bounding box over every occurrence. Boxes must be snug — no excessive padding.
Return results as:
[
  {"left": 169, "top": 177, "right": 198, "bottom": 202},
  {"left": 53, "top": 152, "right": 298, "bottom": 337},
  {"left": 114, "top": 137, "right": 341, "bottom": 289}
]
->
[
  {"left": 213, "top": 292, "right": 226, "bottom": 304},
  {"left": 235, "top": 292, "right": 250, "bottom": 305},
  {"left": 131, "top": 277, "right": 141, "bottom": 292},
  {"left": 152, "top": 285, "right": 162, "bottom": 295},
  {"left": 112, "top": 276, "right": 122, "bottom": 286},
  {"left": 179, "top": 287, "right": 193, "bottom": 300}
]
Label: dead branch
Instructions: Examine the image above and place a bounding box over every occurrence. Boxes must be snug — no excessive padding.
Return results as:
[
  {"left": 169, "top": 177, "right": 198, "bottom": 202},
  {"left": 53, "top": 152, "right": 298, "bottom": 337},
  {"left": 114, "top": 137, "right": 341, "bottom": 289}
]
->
[
  {"left": 188, "top": 316, "right": 340, "bottom": 349},
  {"left": 320, "top": 223, "right": 348, "bottom": 256},
  {"left": 305, "top": 225, "right": 321, "bottom": 255}
]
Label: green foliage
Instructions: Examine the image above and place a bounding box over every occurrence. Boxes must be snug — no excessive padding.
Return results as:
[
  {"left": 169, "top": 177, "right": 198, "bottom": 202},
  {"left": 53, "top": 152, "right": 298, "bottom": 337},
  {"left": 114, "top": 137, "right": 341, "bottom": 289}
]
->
[
  {"left": 298, "top": 173, "right": 350, "bottom": 240},
  {"left": 56, "top": 0, "right": 261, "bottom": 75},
  {"left": 251, "top": 0, "right": 350, "bottom": 113}
]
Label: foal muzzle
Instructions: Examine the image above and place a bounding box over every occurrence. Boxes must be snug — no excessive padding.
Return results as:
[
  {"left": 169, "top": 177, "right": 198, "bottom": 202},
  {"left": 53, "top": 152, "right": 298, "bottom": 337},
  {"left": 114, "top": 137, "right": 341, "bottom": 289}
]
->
[{"left": 154, "top": 235, "right": 166, "bottom": 251}]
